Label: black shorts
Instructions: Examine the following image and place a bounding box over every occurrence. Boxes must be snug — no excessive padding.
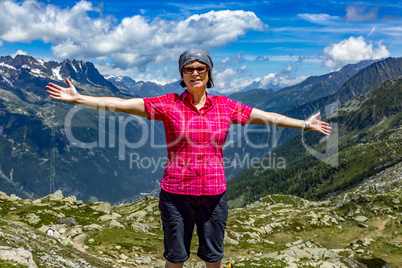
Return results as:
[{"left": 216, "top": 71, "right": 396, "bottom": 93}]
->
[{"left": 159, "top": 189, "right": 228, "bottom": 264}]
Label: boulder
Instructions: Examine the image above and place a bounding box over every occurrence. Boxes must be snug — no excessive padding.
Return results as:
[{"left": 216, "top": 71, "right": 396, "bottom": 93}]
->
[
  {"left": 353, "top": 216, "right": 369, "bottom": 223},
  {"left": 83, "top": 224, "right": 103, "bottom": 231},
  {"left": 57, "top": 217, "right": 78, "bottom": 227},
  {"left": 97, "top": 215, "right": 115, "bottom": 222},
  {"left": 92, "top": 202, "right": 112, "bottom": 214},
  {"left": 49, "top": 190, "right": 64, "bottom": 201},
  {"left": 9, "top": 194, "right": 21, "bottom": 201},
  {"left": 126, "top": 210, "right": 147, "bottom": 221},
  {"left": 0, "top": 246, "right": 37, "bottom": 267},
  {"left": 131, "top": 222, "right": 151, "bottom": 233},
  {"left": 26, "top": 213, "right": 41, "bottom": 225},
  {"left": 109, "top": 219, "right": 124, "bottom": 228},
  {"left": 224, "top": 235, "right": 239, "bottom": 245}
]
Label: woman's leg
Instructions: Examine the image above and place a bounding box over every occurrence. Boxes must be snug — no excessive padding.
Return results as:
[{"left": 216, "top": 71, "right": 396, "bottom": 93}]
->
[
  {"left": 196, "top": 192, "right": 228, "bottom": 265},
  {"left": 165, "top": 260, "right": 184, "bottom": 268},
  {"left": 205, "top": 259, "right": 223, "bottom": 268}
]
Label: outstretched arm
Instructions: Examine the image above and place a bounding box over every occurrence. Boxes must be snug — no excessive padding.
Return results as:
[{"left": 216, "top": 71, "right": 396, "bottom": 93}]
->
[
  {"left": 247, "top": 108, "right": 332, "bottom": 136},
  {"left": 46, "top": 78, "right": 148, "bottom": 117}
]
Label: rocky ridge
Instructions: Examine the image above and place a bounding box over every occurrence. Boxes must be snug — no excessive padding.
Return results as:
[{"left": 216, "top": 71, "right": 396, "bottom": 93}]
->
[{"left": 0, "top": 163, "right": 401, "bottom": 267}]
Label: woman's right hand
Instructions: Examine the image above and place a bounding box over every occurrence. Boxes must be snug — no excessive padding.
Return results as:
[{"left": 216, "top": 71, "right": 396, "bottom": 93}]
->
[{"left": 46, "top": 78, "right": 80, "bottom": 103}]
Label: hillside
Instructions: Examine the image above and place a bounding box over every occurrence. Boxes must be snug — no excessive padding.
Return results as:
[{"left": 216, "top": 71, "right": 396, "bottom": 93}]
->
[
  {"left": 227, "top": 75, "right": 401, "bottom": 207},
  {"left": 228, "top": 59, "right": 377, "bottom": 113},
  {"left": 0, "top": 55, "right": 167, "bottom": 203},
  {"left": 224, "top": 57, "right": 402, "bottom": 180},
  {"left": 0, "top": 167, "right": 400, "bottom": 268}
]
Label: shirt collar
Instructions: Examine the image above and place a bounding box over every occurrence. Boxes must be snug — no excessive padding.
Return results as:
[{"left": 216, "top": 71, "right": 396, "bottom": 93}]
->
[{"left": 180, "top": 90, "right": 215, "bottom": 107}]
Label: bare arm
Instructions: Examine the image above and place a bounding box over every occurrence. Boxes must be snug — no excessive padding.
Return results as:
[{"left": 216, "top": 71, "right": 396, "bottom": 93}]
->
[
  {"left": 46, "top": 78, "right": 148, "bottom": 117},
  {"left": 247, "top": 108, "right": 332, "bottom": 136}
]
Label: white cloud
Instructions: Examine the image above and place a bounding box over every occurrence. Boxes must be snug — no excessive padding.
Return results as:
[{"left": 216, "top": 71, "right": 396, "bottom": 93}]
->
[
  {"left": 298, "top": 13, "right": 340, "bottom": 24},
  {"left": 344, "top": 4, "right": 379, "bottom": 22},
  {"left": 11, "top": 50, "right": 27, "bottom": 58},
  {"left": 0, "top": 0, "right": 266, "bottom": 71},
  {"left": 323, "top": 36, "right": 390, "bottom": 69}
]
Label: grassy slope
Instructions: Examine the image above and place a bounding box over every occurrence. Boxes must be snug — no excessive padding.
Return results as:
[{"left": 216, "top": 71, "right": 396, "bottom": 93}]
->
[{"left": 227, "top": 76, "right": 402, "bottom": 205}]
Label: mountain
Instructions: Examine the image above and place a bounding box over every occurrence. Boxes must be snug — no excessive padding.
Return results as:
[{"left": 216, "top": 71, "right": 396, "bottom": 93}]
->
[
  {"left": 0, "top": 172, "right": 400, "bottom": 267},
  {"left": 223, "top": 57, "right": 402, "bottom": 180},
  {"left": 107, "top": 75, "right": 222, "bottom": 97},
  {"left": 0, "top": 55, "right": 120, "bottom": 92},
  {"left": 227, "top": 75, "right": 402, "bottom": 204},
  {"left": 229, "top": 59, "right": 378, "bottom": 113},
  {"left": 107, "top": 75, "right": 183, "bottom": 97},
  {"left": 0, "top": 55, "right": 167, "bottom": 203}
]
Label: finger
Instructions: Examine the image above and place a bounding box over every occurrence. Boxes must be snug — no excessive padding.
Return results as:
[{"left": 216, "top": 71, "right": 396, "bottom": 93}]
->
[
  {"left": 49, "top": 95, "right": 61, "bottom": 100},
  {"left": 47, "top": 83, "right": 63, "bottom": 90},
  {"left": 45, "top": 87, "right": 60, "bottom": 95},
  {"left": 311, "top": 112, "right": 321, "bottom": 119},
  {"left": 46, "top": 89, "right": 60, "bottom": 96},
  {"left": 66, "top": 78, "right": 73, "bottom": 88}
]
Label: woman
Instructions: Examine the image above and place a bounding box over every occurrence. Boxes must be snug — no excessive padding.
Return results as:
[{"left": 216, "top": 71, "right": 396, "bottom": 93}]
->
[{"left": 46, "top": 49, "right": 331, "bottom": 268}]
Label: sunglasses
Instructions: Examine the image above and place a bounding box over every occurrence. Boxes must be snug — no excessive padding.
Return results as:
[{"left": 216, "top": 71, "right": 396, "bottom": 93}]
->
[{"left": 182, "top": 67, "right": 208, "bottom": 74}]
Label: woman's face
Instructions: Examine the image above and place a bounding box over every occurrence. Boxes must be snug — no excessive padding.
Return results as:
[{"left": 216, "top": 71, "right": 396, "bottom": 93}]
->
[{"left": 182, "top": 61, "right": 209, "bottom": 91}]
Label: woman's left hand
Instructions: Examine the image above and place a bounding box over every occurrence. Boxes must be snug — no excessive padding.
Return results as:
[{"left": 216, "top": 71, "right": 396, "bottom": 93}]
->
[{"left": 307, "top": 112, "right": 332, "bottom": 136}]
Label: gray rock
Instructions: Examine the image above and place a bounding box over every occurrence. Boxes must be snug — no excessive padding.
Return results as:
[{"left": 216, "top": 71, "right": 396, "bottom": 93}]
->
[
  {"left": 26, "top": 213, "right": 41, "bottom": 225},
  {"left": 57, "top": 217, "right": 78, "bottom": 227},
  {"left": 97, "top": 215, "right": 115, "bottom": 222},
  {"left": 131, "top": 222, "right": 151, "bottom": 233},
  {"left": 63, "top": 195, "right": 77, "bottom": 203},
  {"left": 358, "top": 223, "right": 369, "bottom": 228},
  {"left": 109, "top": 219, "right": 124, "bottom": 228},
  {"left": 92, "top": 202, "right": 112, "bottom": 214},
  {"left": 0, "top": 246, "right": 37, "bottom": 267},
  {"left": 49, "top": 190, "right": 64, "bottom": 200},
  {"left": 83, "top": 224, "right": 102, "bottom": 231},
  {"left": 353, "top": 216, "right": 369, "bottom": 223},
  {"left": 126, "top": 210, "right": 147, "bottom": 221},
  {"left": 224, "top": 235, "right": 239, "bottom": 245}
]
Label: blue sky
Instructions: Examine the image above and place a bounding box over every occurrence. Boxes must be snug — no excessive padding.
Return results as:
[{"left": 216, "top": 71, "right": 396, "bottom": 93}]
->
[{"left": 1, "top": 0, "right": 401, "bottom": 93}]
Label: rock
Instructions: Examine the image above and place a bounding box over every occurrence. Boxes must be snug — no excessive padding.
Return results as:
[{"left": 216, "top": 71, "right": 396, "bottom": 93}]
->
[
  {"left": 63, "top": 195, "right": 77, "bottom": 203},
  {"left": 281, "top": 248, "right": 312, "bottom": 260},
  {"left": 97, "top": 215, "right": 115, "bottom": 222},
  {"left": 83, "top": 224, "right": 103, "bottom": 231},
  {"left": 131, "top": 222, "right": 151, "bottom": 233},
  {"left": 353, "top": 216, "right": 369, "bottom": 223},
  {"left": 0, "top": 191, "right": 9, "bottom": 200},
  {"left": 49, "top": 190, "right": 64, "bottom": 200},
  {"left": 358, "top": 223, "right": 368, "bottom": 228},
  {"left": 224, "top": 235, "right": 239, "bottom": 245},
  {"left": 26, "top": 213, "right": 41, "bottom": 225},
  {"left": 57, "top": 217, "right": 78, "bottom": 227},
  {"left": 67, "top": 226, "right": 83, "bottom": 237},
  {"left": 9, "top": 194, "right": 21, "bottom": 201},
  {"left": 126, "top": 210, "right": 147, "bottom": 221},
  {"left": 109, "top": 219, "right": 124, "bottom": 228},
  {"left": 92, "top": 202, "right": 112, "bottom": 214},
  {"left": 0, "top": 246, "right": 37, "bottom": 267},
  {"left": 70, "top": 233, "right": 87, "bottom": 252},
  {"left": 120, "top": 253, "right": 128, "bottom": 261}
]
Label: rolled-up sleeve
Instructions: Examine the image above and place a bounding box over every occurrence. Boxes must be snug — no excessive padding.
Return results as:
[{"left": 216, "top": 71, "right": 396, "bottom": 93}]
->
[
  {"left": 226, "top": 97, "right": 253, "bottom": 126},
  {"left": 143, "top": 95, "right": 169, "bottom": 121}
]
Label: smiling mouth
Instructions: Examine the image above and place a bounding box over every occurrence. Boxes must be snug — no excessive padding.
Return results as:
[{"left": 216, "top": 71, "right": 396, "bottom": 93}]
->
[{"left": 190, "top": 79, "right": 201, "bottom": 82}]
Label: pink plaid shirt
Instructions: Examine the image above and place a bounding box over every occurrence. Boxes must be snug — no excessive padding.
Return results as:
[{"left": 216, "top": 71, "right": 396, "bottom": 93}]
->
[{"left": 143, "top": 90, "right": 252, "bottom": 196}]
